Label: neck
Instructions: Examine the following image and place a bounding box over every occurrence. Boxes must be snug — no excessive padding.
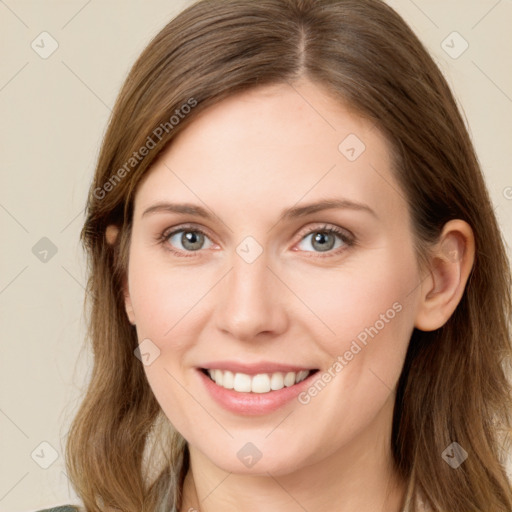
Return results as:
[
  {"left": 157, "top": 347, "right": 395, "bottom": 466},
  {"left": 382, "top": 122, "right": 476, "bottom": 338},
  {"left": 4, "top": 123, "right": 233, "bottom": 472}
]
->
[{"left": 180, "top": 395, "right": 406, "bottom": 512}]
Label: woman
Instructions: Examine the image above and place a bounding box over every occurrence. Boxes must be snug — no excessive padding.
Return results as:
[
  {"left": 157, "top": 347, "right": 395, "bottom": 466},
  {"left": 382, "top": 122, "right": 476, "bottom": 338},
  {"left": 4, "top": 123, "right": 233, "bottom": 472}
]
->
[{"left": 46, "top": 0, "right": 512, "bottom": 510}]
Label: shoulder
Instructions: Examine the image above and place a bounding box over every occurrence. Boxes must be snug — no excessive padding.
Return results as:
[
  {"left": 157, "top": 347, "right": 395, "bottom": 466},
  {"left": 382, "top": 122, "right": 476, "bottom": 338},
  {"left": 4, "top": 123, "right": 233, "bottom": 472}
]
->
[{"left": 35, "top": 507, "right": 79, "bottom": 512}]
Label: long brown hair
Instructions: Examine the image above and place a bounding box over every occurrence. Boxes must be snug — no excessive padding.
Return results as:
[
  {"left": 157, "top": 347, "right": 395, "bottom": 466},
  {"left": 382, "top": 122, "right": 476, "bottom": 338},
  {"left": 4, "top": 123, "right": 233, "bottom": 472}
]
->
[{"left": 66, "top": 0, "right": 512, "bottom": 510}]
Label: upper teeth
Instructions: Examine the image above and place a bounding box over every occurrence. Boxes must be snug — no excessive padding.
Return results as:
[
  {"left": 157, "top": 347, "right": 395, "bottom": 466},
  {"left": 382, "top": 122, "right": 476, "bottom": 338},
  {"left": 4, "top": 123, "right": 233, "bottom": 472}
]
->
[{"left": 207, "top": 369, "right": 311, "bottom": 393}]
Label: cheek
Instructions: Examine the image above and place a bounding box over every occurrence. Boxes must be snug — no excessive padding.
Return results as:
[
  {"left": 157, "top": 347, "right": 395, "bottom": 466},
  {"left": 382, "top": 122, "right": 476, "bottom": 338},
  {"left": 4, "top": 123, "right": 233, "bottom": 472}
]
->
[
  {"left": 288, "top": 251, "right": 418, "bottom": 426},
  {"left": 127, "top": 247, "right": 215, "bottom": 435},
  {"left": 141, "top": 365, "right": 216, "bottom": 446},
  {"left": 285, "top": 253, "right": 417, "bottom": 448},
  {"left": 291, "top": 251, "right": 416, "bottom": 355},
  {"left": 127, "top": 246, "right": 214, "bottom": 349}
]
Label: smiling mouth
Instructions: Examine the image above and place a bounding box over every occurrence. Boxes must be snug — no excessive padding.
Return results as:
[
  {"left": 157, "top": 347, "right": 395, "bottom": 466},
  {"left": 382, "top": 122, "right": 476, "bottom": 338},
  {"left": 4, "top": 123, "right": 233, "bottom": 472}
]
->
[{"left": 201, "top": 368, "right": 319, "bottom": 394}]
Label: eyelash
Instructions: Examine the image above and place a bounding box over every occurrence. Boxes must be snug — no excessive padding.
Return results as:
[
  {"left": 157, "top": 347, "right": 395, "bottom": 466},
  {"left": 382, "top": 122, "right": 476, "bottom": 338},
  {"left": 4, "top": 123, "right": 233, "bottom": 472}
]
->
[{"left": 157, "top": 223, "right": 355, "bottom": 258}]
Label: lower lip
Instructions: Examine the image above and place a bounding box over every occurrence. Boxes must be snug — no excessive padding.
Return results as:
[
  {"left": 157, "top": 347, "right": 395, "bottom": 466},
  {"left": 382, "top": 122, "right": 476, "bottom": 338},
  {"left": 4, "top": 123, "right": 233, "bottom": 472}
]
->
[{"left": 197, "top": 369, "right": 317, "bottom": 415}]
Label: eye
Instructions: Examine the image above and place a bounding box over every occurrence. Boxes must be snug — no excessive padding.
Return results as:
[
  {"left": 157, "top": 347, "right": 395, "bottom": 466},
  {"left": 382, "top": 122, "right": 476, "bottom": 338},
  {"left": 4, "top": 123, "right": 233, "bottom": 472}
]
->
[
  {"left": 161, "top": 226, "right": 215, "bottom": 255},
  {"left": 296, "top": 225, "right": 353, "bottom": 254}
]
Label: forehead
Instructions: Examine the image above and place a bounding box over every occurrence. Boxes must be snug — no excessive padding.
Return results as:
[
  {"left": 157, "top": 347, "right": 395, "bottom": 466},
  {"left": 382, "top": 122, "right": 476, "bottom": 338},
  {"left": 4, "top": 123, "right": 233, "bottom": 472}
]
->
[{"left": 133, "top": 81, "right": 405, "bottom": 226}]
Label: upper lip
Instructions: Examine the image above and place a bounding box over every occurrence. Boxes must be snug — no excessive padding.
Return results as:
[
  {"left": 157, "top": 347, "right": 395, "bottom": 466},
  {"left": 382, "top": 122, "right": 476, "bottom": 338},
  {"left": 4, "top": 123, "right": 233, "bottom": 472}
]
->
[{"left": 199, "top": 361, "right": 317, "bottom": 375}]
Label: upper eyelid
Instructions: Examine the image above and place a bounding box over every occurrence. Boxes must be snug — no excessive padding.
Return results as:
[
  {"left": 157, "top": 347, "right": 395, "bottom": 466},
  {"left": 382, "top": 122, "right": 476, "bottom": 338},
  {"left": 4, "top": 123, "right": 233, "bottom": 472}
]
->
[
  {"left": 163, "top": 223, "right": 215, "bottom": 241},
  {"left": 296, "top": 223, "right": 352, "bottom": 240}
]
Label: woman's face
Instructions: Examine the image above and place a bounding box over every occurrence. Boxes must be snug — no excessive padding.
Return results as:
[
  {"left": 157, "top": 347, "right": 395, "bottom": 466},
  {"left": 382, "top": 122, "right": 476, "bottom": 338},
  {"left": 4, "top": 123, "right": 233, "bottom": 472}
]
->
[{"left": 125, "top": 80, "right": 423, "bottom": 475}]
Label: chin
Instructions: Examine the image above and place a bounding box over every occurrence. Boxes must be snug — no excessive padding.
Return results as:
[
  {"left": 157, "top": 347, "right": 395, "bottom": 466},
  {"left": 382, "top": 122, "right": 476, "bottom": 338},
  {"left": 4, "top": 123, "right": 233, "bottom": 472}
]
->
[{"left": 197, "top": 440, "right": 314, "bottom": 477}]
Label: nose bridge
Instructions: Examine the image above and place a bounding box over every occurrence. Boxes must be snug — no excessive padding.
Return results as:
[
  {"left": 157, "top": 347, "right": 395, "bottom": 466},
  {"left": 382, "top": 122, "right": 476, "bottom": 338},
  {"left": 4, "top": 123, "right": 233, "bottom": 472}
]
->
[{"left": 214, "top": 246, "right": 288, "bottom": 340}]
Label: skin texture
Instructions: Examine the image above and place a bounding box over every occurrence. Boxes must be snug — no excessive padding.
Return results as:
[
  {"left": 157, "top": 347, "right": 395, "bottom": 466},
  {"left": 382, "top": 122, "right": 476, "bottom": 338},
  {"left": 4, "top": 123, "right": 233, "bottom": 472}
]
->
[{"left": 121, "top": 80, "right": 474, "bottom": 512}]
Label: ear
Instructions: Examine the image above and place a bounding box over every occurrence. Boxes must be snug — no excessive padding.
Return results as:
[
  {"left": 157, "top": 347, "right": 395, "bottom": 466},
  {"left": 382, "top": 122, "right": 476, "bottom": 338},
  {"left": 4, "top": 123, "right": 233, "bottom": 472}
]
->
[
  {"left": 105, "top": 224, "right": 119, "bottom": 245},
  {"left": 105, "top": 224, "right": 136, "bottom": 325},
  {"left": 414, "top": 219, "right": 475, "bottom": 331}
]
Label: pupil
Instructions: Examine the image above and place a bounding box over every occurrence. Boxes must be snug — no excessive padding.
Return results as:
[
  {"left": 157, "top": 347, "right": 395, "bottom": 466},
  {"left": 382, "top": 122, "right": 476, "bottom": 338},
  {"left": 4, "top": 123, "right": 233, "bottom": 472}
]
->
[
  {"left": 313, "top": 232, "right": 334, "bottom": 252},
  {"left": 182, "top": 231, "right": 203, "bottom": 251}
]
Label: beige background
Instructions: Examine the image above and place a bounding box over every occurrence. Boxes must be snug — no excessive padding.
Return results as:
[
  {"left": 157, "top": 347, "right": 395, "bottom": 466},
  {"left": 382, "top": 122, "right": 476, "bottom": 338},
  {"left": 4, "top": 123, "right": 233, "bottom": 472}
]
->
[{"left": 1, "top": 1, "right": 511, "bottom": 511}]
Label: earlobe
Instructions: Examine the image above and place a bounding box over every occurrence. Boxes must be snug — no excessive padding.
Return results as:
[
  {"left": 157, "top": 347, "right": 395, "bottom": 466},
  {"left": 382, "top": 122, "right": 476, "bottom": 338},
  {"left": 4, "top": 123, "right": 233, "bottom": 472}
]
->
[{"left": 414, "top": 220, "right": 475, "bottom": 331}]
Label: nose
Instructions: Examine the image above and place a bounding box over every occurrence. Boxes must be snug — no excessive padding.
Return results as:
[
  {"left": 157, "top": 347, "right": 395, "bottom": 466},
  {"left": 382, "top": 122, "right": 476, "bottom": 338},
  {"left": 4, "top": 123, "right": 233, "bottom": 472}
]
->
[{"left": 214, "top": 252, "right": 289, "bottom": 342}]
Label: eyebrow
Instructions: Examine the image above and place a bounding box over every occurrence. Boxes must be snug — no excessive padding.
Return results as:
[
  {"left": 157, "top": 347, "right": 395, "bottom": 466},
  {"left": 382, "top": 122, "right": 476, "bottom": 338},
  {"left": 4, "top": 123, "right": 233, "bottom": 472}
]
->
[{"left": 141, "top": 198, "right": 377, "bottom": 222}]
